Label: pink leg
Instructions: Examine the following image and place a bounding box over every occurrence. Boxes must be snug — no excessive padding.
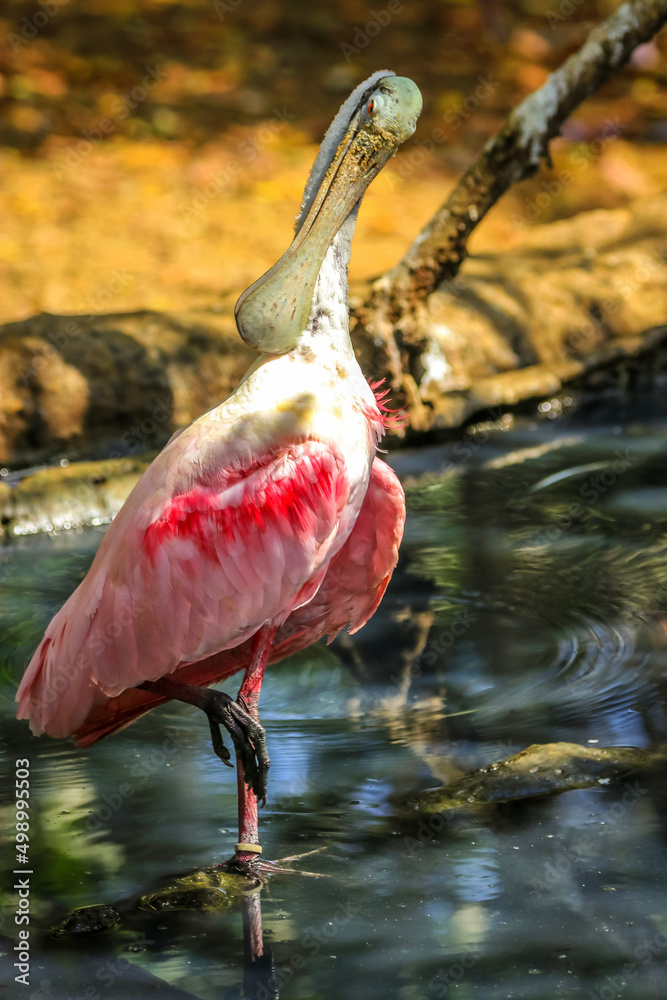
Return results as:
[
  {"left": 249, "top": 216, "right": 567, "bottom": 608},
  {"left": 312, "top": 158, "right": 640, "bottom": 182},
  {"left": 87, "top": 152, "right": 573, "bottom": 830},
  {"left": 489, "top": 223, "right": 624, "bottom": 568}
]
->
[{"left": 234, "top": 623, "right": 277, "bottom": 863}]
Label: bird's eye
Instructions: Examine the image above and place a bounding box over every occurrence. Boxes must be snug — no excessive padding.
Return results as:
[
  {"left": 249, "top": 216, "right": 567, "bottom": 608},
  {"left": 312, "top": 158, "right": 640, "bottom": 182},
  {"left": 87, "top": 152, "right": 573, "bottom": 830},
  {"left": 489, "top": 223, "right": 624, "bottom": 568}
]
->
[{"left": 367, "top": 100, "right": 375, "bottom": 115}]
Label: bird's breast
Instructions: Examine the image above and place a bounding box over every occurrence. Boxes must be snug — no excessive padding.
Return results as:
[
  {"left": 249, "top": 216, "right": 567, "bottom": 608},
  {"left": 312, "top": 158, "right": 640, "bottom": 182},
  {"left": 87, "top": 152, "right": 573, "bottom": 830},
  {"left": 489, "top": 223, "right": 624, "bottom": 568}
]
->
[{"left": 208, "top": 351, "right": 378, "bottom": 474}]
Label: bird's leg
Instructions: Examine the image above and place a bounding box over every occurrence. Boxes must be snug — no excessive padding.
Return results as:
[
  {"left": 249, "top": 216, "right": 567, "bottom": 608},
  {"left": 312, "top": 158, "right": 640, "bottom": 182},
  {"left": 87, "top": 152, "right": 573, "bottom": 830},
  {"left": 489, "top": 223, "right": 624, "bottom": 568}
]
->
[
  {"left": 234, "top": 623, "right": 277, "bottom": 862},
  {"left": 137, "top": 665, "right": 270, "bottom": 803}
]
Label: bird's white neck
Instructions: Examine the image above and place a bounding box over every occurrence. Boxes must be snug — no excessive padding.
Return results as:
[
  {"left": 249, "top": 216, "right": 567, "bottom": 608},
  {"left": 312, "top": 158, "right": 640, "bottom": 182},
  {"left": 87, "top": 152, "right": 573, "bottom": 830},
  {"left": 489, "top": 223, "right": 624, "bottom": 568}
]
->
[{"left": 296, "top": 210, "right": 358, "bottom": 366}]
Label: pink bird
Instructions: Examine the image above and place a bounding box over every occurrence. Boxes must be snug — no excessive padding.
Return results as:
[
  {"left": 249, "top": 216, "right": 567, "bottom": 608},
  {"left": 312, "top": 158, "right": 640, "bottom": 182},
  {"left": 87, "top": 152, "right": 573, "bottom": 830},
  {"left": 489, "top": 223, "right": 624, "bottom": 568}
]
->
[{"left": 16, "top": 72, "right": 422, "bottom": 862}]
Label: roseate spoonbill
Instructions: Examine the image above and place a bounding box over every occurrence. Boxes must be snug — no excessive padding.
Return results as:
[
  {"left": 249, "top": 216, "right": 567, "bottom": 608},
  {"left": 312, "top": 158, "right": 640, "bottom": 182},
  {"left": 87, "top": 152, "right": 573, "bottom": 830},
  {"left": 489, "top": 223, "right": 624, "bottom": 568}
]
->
[{"left": 17, "top": 72, "right": 422, "bottom": 861}]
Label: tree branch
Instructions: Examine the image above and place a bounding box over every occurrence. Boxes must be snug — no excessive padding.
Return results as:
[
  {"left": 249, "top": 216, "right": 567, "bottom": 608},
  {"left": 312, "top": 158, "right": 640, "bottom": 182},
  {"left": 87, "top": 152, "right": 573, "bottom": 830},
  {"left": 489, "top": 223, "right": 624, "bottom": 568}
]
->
[{"left": 365, "top": 0, "right": 667, "bottom": 344}]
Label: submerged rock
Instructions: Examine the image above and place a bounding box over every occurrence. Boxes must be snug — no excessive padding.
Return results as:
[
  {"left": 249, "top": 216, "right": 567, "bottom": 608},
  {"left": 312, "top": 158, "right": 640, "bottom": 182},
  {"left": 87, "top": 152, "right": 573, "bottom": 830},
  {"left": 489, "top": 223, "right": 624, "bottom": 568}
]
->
[
  {"left": 52, "top": 903, "right": 122, "bottom": 936},
  {"left": 415, "top": 742, "right": 660, "bottom": 811},
  {"left": 139, "top": 869, "right": 253, "bottom": 913}
]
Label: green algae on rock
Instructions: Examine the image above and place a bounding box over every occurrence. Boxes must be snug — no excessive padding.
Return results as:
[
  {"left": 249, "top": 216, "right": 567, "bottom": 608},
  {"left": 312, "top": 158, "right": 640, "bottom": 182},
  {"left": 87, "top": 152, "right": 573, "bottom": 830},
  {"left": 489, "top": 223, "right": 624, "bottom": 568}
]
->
[
  {"left": 139, "top": 869, "right": 254, "bottom": 913},
  {"left": 414, "top": 742, "right": 659, "bottom": 812},
  {"left": 52, "top": 903, "right": 122, "bottom": 937}
]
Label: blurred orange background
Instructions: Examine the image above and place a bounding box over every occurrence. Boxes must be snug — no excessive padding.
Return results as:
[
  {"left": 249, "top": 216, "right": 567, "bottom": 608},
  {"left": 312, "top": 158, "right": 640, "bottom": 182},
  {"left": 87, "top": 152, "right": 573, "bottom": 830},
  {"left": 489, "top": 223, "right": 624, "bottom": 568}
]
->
[{"left": 1, "top": 0, "right": 665, "bottom": 324}]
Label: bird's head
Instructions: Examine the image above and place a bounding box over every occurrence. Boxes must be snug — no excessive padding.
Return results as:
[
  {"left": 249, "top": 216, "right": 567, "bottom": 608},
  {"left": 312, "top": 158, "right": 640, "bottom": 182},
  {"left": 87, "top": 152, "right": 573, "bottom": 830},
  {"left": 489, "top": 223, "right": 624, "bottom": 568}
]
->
[{"left": 234, "top": 73, "right": 422, "bottom": 356}]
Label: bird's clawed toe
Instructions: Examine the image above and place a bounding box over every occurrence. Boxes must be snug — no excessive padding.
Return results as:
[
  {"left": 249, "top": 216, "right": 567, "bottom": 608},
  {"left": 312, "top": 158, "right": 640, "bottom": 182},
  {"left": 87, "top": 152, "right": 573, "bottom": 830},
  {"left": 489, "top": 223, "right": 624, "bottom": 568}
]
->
[
  {"left": 207, "top": 716, "right": 234, "bottom": 768},
  {"left": 203, "top": 691, "right": 270, "bottom": 805}
]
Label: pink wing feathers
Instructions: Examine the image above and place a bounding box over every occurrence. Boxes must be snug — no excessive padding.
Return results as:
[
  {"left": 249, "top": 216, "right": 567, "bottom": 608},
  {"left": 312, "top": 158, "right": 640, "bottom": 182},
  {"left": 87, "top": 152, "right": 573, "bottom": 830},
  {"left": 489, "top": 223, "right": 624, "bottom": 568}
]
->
[
  {"left": 16, "top": 438, "right": 354, "bottom": 738},
  {"left": 70, "top": 457, "right": 405, "bottom": 747},
  {"left": 277, "top": 455, "right": 405, "bottom": 643}
]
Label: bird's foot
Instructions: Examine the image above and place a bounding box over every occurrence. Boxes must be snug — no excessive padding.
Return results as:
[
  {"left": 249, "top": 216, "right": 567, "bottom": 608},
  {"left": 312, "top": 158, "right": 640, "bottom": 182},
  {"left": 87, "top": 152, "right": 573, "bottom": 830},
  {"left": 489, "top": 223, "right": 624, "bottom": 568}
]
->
[{"left": 202, "top": 690, "right": 270, "bottom": 805}]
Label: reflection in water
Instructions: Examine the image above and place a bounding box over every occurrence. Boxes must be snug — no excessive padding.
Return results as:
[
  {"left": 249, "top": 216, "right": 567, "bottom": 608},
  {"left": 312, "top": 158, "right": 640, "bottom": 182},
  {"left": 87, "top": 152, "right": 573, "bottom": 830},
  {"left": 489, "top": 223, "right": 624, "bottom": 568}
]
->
[
  {"left": 3, "top": 403, "right": 667, "bottom": 997},
  {"left": 240, "top": 893, "right": 279, "bottom": 1000}
]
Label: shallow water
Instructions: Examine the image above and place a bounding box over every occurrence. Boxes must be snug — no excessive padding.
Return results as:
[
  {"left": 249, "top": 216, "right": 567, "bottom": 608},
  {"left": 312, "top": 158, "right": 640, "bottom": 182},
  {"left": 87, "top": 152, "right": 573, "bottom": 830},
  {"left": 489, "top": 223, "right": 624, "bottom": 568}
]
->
[{"left": 3, "top": 400, "right": 667, "bottom": 999}]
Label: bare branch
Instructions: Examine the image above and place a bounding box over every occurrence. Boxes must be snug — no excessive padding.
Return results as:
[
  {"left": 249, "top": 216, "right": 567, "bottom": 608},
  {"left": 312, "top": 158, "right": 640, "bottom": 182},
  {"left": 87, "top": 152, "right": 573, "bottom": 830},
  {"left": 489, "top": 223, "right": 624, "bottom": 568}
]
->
[{"left": 367, "top": 0, "right": 667, "bottom": 337}]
